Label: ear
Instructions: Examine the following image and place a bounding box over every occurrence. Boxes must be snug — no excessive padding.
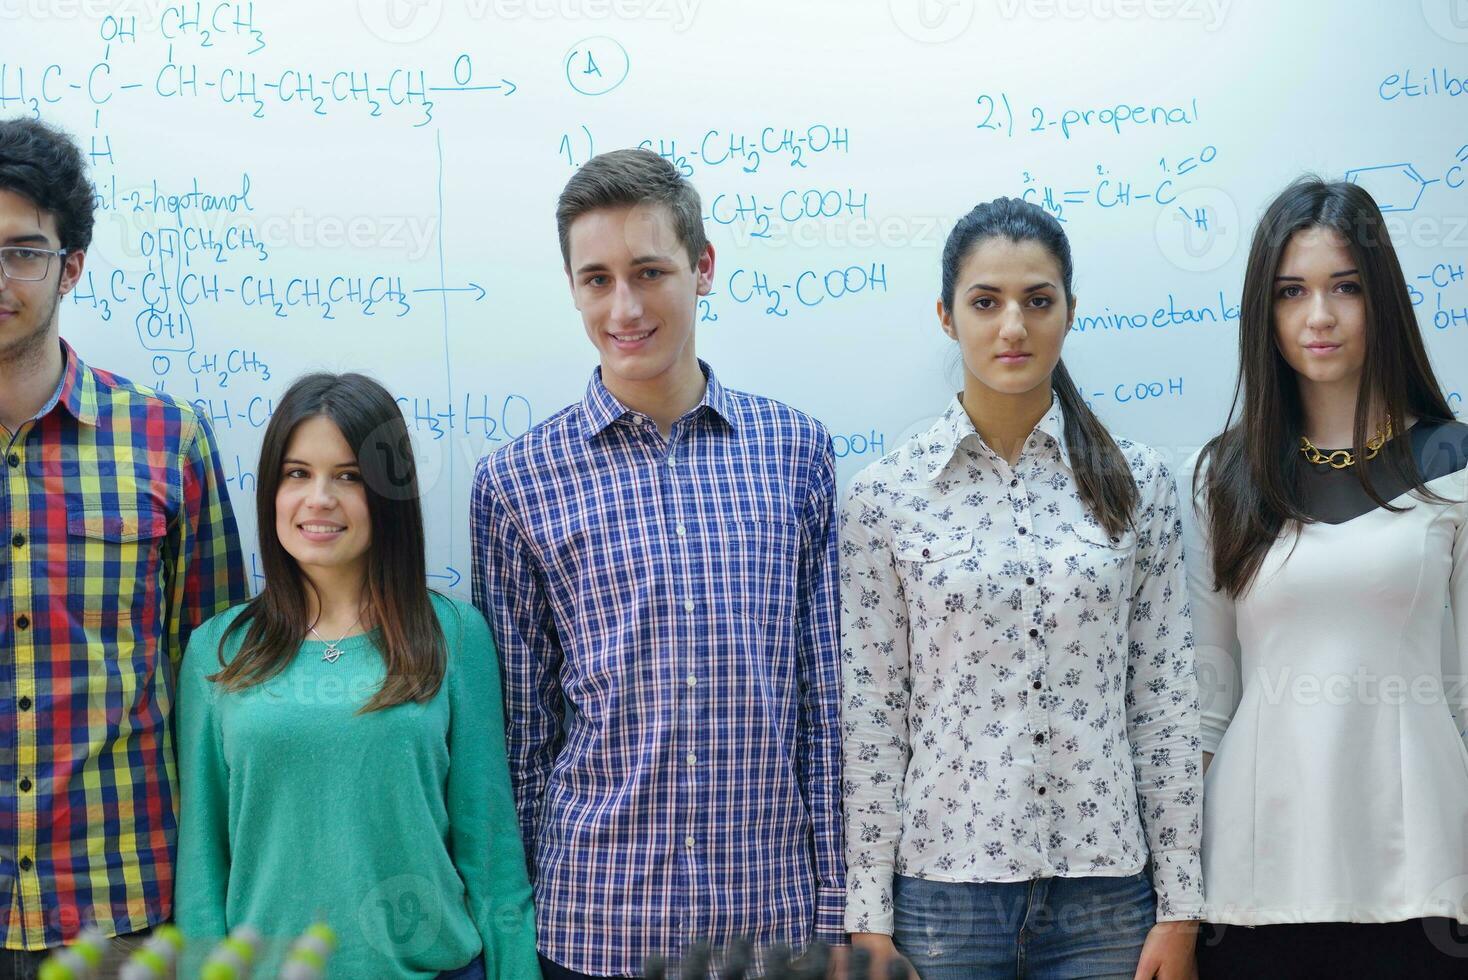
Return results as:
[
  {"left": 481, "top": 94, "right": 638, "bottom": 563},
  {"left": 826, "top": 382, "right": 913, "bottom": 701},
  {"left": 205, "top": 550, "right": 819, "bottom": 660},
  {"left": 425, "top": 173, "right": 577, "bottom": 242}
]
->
[
  {"left": 1065, "top": 293, "right": 1077, "bottom": 333},
  {"left": 694, "top": 243, "right": 715, "bottom": 297},
  {"left": 57, "top": 248, "right": 85, "bottom": 297},
  {"left": 565, "top": 265, "right": 582, "bottom": 311},
  {"left": 937, "top": 298, "right": 957, "bottom": 341}
]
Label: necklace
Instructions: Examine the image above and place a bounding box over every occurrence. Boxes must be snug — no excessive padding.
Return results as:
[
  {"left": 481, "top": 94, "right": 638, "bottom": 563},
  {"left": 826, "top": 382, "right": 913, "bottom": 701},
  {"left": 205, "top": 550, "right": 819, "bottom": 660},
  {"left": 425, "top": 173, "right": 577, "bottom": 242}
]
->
[
  {"left": 1299, "top": 415, "right": 1393, "bottom": 469},
  {"left": 308, "top": 608, "right": 364, "bottom": 664}
]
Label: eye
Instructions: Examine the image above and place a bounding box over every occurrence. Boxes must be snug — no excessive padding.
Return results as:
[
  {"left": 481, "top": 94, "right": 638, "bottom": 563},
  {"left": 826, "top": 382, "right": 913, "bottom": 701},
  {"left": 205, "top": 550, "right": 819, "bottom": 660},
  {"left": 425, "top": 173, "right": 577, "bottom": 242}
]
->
[
  {"left": 1336, "top": 281, "right": 1362, "bottom": 294},
  {"left": 1277, "top": 284, "right": 1303, "bottom": 299},
  {"left": 10, "top": 247, "right": 45, "bottom": 261},
  {"left": 640, "top": 268, "right": 666, "bottom": 280},
  {"left": 585, "top": 274, "right": 608, "bottom": 288},
  {"left": 1028, "top": 295, "right": 1053, "bottom": 309},
  {"left": 337, "top": 471, "right": 362, "bottom": 482},
  {"left": 284, "top": 467, "right": 309, "bottom": 479},
  {"left": 972, "top": 295, "right": 996, "bottom": 310}
]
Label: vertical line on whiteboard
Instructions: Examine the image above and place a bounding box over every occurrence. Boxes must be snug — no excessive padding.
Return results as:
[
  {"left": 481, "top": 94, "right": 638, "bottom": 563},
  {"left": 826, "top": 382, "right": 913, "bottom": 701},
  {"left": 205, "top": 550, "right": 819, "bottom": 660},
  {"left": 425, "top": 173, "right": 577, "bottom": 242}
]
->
[{"left": 436, "top": 128, "right": 456, "bottom": 570}]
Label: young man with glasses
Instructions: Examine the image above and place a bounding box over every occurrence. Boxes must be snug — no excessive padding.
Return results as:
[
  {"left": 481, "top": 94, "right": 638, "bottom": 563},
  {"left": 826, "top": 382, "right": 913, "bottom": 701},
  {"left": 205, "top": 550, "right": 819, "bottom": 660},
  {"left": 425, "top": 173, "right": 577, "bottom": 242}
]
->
[
  {"left": 471, "top": 148, "right": 846, "bottom": 978},
  {"left": 0, "top": 118, "right": 248, "bottom": 978}
]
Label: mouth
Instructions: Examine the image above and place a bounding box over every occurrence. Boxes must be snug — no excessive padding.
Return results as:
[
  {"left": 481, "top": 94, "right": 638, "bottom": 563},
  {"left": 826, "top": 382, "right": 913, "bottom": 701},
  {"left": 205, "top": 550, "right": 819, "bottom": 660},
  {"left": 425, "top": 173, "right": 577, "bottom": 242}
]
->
[
  {"left": 1303, "top": 343, "right": 1341, "bottom": 355},
  {"left": 995, "top": 351, "right": 1032, "bottom": 363},
  {"left": 608, "top": 327, "right": 656, "bottom": 349},
  {"left": 297, "top": 522, "right": 347, "bottom": 542}
]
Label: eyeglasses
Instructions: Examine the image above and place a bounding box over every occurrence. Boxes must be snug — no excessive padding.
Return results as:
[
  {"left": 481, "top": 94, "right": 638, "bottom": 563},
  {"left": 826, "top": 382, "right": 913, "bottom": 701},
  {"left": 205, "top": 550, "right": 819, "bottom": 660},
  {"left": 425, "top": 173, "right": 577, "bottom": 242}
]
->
[{"left": 0, "top": 246, "right": 69, "bottom": 282}]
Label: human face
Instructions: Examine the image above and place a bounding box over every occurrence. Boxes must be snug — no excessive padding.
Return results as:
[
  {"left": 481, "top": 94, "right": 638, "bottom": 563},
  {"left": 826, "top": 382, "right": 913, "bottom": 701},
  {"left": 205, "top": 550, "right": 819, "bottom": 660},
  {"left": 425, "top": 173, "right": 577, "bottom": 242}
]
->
[
  {"left": 566, "top": 203, "right": 714, "bottom": 391},
  {"left": 1272, "top": 226, "right": 1367, "bottom": 391},
  {"left": 275, "top": 415, "right": 372, "bottom": 583},
  {"left": 939, "top": 236, "right": 1073, "bottom": 400},
  {"left": 0, "top": 188, "right": 84, "bottom": 361}
]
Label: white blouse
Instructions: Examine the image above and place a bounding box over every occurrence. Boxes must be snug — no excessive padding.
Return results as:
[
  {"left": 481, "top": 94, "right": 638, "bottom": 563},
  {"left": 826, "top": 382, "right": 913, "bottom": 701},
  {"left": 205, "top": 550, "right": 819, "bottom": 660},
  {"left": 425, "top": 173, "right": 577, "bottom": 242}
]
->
[
  {"left": 1181, "top": 421, "right": 1468, "bottom": 926},
  {"left": 840, "top": 397, "right": 1204, "bottom": 935}
]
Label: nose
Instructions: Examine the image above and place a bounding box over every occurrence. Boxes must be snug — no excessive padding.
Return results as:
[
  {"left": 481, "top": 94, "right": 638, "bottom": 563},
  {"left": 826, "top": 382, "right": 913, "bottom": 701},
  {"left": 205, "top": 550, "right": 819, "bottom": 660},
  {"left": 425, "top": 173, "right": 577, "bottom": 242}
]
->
[
  {"left": 1305, "top": 291, "right": 1336, "bottom": 331},
  {"left": 609, "top": 279, "right": 643, "bottom": 326},
  {"left": 998, "top": 302, "right": 1027, "bottom": 341},
  {"left": 306, "top": 477, "right": 339, "bottom": 510}
]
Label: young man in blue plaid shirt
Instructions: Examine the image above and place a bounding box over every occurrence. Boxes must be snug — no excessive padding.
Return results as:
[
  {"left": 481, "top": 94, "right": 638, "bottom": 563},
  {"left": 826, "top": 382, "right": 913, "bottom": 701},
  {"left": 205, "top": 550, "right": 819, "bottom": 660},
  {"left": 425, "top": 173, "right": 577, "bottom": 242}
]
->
[{"left": 471, "top": 148, "right": 845, "bottom": 978}]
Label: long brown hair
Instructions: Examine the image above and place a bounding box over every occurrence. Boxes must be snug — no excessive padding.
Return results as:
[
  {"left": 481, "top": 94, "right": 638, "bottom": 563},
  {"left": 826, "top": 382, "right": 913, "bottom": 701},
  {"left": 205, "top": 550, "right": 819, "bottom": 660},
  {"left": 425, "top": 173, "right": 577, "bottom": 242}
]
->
[
  {"left": 1199, "top": 177, "right": 1454, "bottom": 597},
  {"left": 940, "top": 196, "right": 1138, "bottom": 537},
  {"left": 211, "top": 372, "right": 446, "bottom": 712}
]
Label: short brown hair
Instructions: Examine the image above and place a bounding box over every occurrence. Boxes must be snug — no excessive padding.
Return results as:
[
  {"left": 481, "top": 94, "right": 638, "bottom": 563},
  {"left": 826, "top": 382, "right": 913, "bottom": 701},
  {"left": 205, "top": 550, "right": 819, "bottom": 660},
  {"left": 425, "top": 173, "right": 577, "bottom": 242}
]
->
[{"left": 555, "top": 148, "right": 708, "bottom": 270}]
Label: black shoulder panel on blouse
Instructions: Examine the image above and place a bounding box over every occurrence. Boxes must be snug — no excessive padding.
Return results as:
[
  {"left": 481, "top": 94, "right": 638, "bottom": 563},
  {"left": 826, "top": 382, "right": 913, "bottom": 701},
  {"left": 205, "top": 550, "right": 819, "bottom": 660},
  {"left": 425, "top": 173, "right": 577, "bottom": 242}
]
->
[{"left": 1298, "top": 418, "right": 1468, "bottom": 525}]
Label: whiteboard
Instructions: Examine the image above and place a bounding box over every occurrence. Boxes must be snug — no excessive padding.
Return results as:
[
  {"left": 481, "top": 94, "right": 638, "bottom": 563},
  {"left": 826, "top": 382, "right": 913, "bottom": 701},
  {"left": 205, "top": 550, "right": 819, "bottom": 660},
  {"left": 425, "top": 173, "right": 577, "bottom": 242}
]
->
[{"left": 7, "top": 0, "right": 1467, "bottom": 595}]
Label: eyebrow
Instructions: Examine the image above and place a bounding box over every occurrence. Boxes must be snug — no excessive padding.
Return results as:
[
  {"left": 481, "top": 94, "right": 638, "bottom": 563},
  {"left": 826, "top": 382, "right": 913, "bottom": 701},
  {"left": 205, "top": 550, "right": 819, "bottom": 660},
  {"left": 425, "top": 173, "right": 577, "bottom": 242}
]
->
[
  {"left": 574, "top": 255, "right": 673, "bottom": 276},
  {"left": 966, "top": 281, "right": 1056, "bottom": 294},
  {"left": 282, "top": 458, "right": 359, "bottom": 468},
  {"left": 1275, "top": 268, "right": 1360, "bottom": 281},
  {"left": 2, "top": 234, "right": 52, "bottom": 246}
]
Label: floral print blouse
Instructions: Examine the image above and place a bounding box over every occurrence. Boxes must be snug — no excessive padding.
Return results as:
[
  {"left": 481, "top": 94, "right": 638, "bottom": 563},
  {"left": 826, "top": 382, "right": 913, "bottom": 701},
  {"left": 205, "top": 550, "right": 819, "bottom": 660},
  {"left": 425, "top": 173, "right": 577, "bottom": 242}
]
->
[{"left": 839, "top": 397, "right": 1204, "bottom": 934}]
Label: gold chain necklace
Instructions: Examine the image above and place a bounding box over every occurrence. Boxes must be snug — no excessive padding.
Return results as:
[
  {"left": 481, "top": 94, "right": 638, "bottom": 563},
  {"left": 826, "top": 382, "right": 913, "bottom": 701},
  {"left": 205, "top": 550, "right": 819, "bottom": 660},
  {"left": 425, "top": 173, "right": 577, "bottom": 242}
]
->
[{"left": 1299, "top": 416, "right": 1393, "bottom": 469}]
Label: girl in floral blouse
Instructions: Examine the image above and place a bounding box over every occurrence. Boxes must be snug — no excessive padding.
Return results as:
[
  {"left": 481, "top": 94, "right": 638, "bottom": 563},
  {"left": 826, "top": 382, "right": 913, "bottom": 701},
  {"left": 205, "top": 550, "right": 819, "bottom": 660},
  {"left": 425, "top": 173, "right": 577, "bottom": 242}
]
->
[{"left": 840, "top": 197, "right": 1203, "bottom": 980}]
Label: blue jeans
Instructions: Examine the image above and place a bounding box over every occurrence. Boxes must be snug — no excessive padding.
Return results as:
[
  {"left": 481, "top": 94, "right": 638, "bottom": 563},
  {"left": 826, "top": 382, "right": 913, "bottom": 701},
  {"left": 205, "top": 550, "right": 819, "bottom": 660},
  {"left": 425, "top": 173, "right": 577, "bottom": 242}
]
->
[
  {"left": 892, "top": 871, "right": 1155, "bottom": 979},
  {"left": 438, "top": 954, "right": 486, "bottom": 980}
]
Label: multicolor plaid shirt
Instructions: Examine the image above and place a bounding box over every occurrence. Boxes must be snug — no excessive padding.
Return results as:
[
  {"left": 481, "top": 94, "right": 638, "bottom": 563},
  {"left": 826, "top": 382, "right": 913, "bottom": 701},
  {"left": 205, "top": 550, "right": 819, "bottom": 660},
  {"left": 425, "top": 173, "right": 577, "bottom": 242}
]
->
[
  {"left": 0, "top": 339, "right": 246, "bottom": 950},
  {"left": 472, "top": 363, "right": 845, "bottom": 976}
]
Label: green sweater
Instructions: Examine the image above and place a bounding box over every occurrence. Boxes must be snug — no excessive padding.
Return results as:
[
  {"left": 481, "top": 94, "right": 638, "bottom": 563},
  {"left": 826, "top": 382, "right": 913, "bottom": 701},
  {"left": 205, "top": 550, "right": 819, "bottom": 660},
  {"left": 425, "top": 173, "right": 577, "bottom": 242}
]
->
[{"left": 174, "top": 593, "right": 539, "bottom": 979}]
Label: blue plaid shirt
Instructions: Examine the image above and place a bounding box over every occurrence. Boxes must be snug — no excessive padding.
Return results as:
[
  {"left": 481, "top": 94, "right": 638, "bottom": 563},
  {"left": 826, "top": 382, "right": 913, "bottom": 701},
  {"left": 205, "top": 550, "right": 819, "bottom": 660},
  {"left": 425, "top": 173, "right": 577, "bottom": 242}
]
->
[{"left": 471, "top": 362, "right": 844, "bottom": 976}]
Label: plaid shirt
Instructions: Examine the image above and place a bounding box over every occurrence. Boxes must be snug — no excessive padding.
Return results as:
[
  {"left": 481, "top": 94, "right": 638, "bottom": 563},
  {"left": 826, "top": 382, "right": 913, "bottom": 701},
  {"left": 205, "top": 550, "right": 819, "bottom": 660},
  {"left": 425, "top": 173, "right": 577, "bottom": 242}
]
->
[
  {"left": 0, "top": 340, "right": 246, "bottom": 950},
  {"left": 472, "top": 363, "right": 845, "bottom": 976}
]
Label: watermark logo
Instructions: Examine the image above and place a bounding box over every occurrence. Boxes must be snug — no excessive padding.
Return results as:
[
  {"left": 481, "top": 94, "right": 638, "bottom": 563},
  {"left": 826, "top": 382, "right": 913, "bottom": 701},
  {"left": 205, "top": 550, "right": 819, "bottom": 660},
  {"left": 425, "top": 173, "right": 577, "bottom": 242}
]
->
[
  {"left": 358, "top": 0, "right": 444, "bottom": 43},
  {"left": 889, "top": 0, "right": 976, "bottom": 43}
]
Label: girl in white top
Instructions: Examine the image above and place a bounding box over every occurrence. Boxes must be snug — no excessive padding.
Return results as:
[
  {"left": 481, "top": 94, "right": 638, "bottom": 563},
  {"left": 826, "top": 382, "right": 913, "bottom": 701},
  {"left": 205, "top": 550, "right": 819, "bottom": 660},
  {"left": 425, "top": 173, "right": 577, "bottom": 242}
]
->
[
  {"left": 1182, "top": 176, "right": 1468, "bottom": 976},
  {"left": 843, "top": 197, "right": 1203, "bottom": 980}
]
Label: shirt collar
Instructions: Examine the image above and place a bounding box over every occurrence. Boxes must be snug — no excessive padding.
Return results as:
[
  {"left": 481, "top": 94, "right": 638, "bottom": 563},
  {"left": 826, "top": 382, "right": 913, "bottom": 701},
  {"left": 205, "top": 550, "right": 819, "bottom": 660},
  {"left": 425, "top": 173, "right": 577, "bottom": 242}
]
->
[
  {"left": 579, "top": 359, "right": 737, "bottom": 439},
  {"left": 42, "top": 338, "right": 99, "bottom": 427},
  {"left": 921, "top": 394, "right": 1073, "bottom": 481}
]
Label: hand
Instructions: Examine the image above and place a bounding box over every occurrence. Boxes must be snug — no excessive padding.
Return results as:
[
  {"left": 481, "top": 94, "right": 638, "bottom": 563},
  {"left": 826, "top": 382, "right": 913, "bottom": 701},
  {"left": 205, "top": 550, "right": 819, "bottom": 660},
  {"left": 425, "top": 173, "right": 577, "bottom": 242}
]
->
[
  {"left": 1132, "top": 920, "right": 1200, "bottom": 980},
  {"left": 825, "top": 943, "right": 847, "bottom": 979},
  {"left": 850, "top": 932, "right": 919, "bottom": 979}
]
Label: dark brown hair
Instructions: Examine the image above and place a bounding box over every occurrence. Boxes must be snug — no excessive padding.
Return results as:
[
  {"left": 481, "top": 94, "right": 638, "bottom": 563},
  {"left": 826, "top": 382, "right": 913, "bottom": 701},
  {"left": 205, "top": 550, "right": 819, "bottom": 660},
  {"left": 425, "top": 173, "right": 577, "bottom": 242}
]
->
[
  {"left": 0, "top": 117, "right": 94, "bottom": 252},
  {"left": 1198, "top": 177, "right": 1454, "bottom": 596},
  {"left": 211, "top": 372, "right": 446, "bottom": 712},
  {"left": 555, "top": 147, "right": 709, "bottom": 270},
  {"left": 940, "top": 196, "right": 1138, "bottom": 537}
]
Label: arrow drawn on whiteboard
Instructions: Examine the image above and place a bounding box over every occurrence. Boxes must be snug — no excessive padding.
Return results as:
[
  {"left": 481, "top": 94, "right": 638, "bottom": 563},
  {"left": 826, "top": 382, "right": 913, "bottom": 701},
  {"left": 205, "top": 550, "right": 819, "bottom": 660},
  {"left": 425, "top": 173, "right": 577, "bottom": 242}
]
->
[
  {"left": 428, "top": 567, "right": 463, "bottom": 589},
  {"left": 413, "top": 283, "right": 486, "bottom": 301},
  {"left": 429, "top": 78, "right": 517, "bottom": 97}
]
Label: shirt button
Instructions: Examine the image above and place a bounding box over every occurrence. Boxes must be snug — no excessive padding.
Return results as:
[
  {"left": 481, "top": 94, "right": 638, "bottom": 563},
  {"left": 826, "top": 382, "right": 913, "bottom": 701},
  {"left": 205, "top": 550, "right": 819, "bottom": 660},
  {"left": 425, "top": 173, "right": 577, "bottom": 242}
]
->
[
  {"left": 675, "top": 524, "right": 686, "bottom": 536},
  {"left": 1017, "top": 527, "right": 1027, "bottom": 536},
  {"left": 686, "top": 674, "right": 697, "bottom": 687},
  {"left": 1032, "top": 680, "right": 1042, "bottom": 691},
  {"left": 667, "top": 458, "right": 676, "bottom": 467},
  {"left": 1033, "top": 733, "right": 1046, "bottom": 745},
  {"left": 18, "top": 778, "right": 30, "bottom": 792},
  {"left": 6, "top": 453, "right": 18, "bottom": 468},
  {"left": 684, "top": 836, "right": 696, "bottom": 849},
  {"left": 921, "top": 548, "right": 931, "bottom": 558},
  {"left": 17, "top": 696, "right": 31, "bottom": 711},
  {"left": 1025, "top": 576, "right": 1035, "bottom": 586},
  {"left": 15, "top": 615, "right": 28, "bottom": 631},
  {"left": 11, "top": 534, "right": 23, "bottom": 549},
  {"left": 1037, "top": 787, "right": 1047, "bottom": 797},
  {"left": 686, "top": 752, "right": 697, "bottom": 766},
  {"left": 1010, "top": 479, "right": 1019, "bottom": 488},
  {"left": 18, "top": 856, "right": 31, "bottom": 871},
  {"left": 1028, "top": 628, "right": 1039, "bottom": 639},
  {"left": 682, "top": 600, "right": 695, "bottom": 613}
]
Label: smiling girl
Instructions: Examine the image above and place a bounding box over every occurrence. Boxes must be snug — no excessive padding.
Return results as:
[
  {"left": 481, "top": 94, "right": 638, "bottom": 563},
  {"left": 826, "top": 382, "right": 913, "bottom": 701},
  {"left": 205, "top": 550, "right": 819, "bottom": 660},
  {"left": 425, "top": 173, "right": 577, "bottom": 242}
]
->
[
  {"left": 841, "top": 197, "right": 1203, "bottom": 980},
  {"left": 174, "top": 373, "right": 538, "bottom": 979},
  {"left": 1183, "top": 178, "right": 1468, "bottom": 976}
]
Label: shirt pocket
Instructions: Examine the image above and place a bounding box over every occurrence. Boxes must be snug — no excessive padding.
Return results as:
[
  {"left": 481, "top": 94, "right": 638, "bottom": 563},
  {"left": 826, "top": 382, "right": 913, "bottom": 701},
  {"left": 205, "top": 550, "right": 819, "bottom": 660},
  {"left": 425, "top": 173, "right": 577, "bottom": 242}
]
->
[
  {"left": 892, "top": 529, "right": 975, "bottom": 582},
  {"left": 1061, "top": 516, "right": 1138, "bottom": 600},
  {"left": 66, "top": 506, "right": 170, "bottom": 629}
]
